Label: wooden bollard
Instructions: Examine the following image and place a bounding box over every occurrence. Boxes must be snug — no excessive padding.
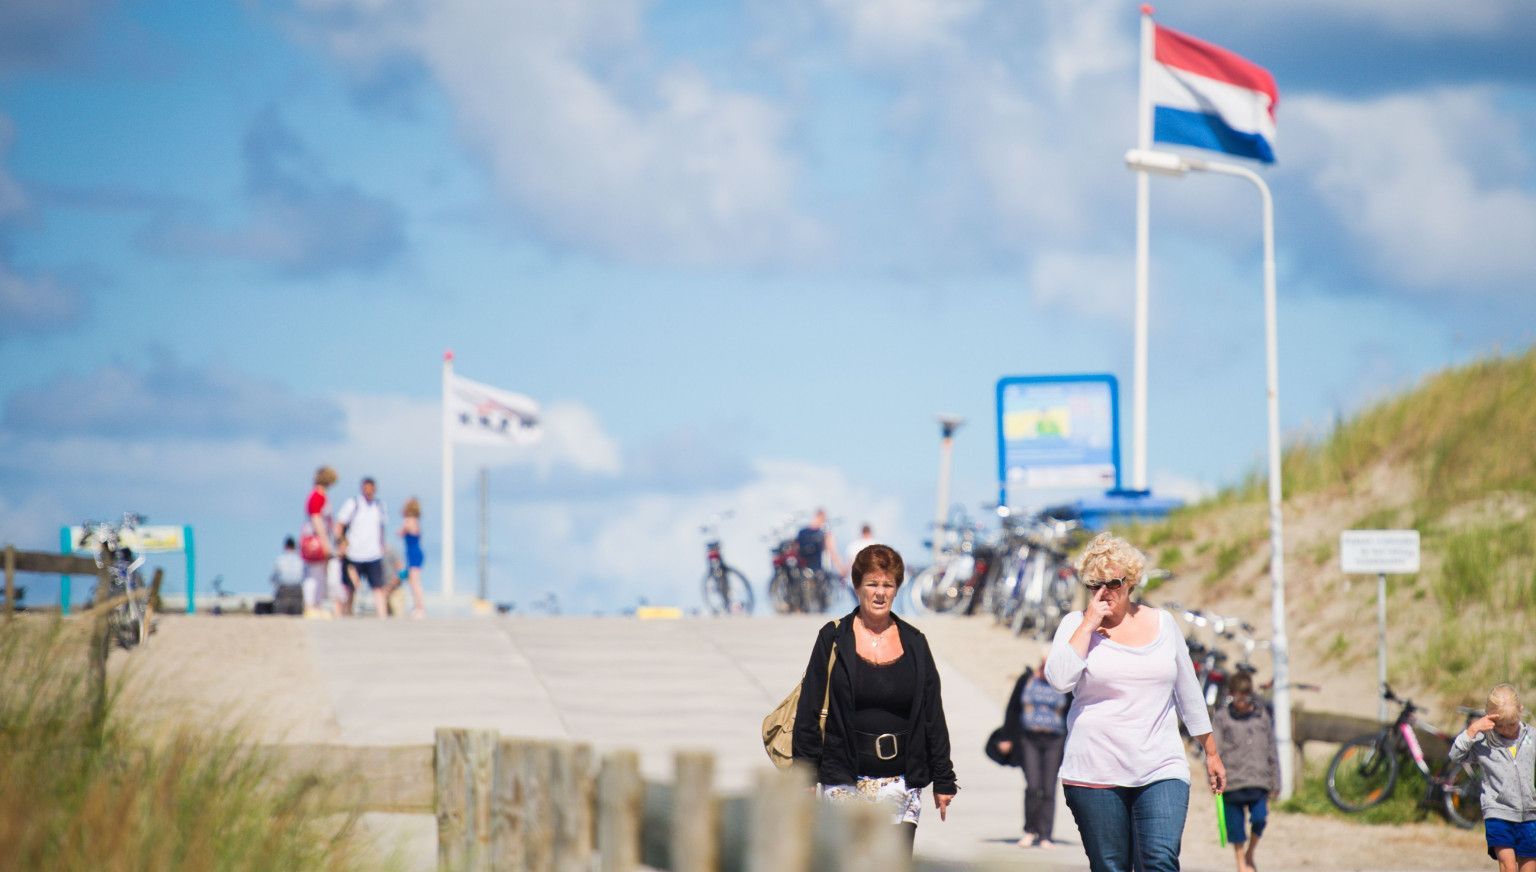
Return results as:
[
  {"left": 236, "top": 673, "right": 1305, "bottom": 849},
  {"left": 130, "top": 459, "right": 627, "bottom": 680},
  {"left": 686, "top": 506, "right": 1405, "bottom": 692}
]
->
[
  {"left": 436, "top": 727, "right": 498, "bottom": 871},
  {"left": 522, "top": 741, "right": 555, "bottom": 872},
  {"left": 671, "top": 751, "right": 718, "bottom": 872},
  {"left": 551, "top": 742, "right": 594, "bottom": 871},
  {"left": 596, "top": 750, "right": 642, "bottom": 872},
  {"left": 821, "top": 795, "right": 910, "bottom": 872},
  {"left": 492, "top": 737, "right": 533, "bottom": 872},
  {"left": 4, "top": 544, "right": 15, "bottom": 619},
  {"left": 746, "top": 765, "right": 814, "bottom": 872}
]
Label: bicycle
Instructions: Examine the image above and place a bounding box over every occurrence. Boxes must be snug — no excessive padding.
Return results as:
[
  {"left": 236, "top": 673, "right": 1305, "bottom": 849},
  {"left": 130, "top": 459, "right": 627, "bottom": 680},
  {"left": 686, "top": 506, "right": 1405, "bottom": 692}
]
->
[
  {"left": 699, "top": 512, "right": 754, "bottom": 615},
  {"left": 1325, "top": 682, "right": 1483, "bottom": 829},
  {"left": 907, "top": 511, "right": 991, "bottom": 615},
  {"left": 78, "top": 513, "right": 152, "bottom": 650}
]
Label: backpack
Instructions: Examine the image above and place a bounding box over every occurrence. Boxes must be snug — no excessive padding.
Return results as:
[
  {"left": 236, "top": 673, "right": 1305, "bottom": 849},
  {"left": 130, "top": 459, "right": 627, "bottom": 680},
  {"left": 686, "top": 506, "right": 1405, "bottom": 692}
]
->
[{"left": 762, "top": 619, "right": 840, "bottom": 770}]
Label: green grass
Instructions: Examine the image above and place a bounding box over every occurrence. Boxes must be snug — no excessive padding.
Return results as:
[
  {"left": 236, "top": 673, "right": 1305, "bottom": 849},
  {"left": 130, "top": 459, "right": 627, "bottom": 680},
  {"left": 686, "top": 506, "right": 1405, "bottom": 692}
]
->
[
  {"left": 1280, "top": 758, "right": 1437, "bottom": 826},
  {"left": 0, "top": 619, "right": 371, "bottom": 872}
]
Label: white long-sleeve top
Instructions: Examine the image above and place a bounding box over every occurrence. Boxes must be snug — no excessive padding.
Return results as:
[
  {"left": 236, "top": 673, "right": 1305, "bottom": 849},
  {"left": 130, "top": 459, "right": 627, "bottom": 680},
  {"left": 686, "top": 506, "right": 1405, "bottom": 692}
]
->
[{"left": 1045, "top": 609, "right": 1212, "bottom": 787}]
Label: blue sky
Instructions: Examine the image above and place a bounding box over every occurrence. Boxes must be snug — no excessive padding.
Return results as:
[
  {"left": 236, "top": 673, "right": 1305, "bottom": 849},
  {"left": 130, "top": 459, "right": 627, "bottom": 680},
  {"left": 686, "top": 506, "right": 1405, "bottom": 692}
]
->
[{"left": 2, "top": 0, "right": 1533, "bottom": 612}]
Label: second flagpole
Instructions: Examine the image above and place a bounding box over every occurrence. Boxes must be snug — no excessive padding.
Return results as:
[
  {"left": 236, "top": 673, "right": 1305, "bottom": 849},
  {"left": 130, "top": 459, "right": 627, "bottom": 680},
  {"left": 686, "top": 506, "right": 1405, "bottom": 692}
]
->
[
  {"left": 441, "top": 350, "right": 456, "bottom": 600},
  {"left": 1132, "top": 4, "right": 1155, "bottom": 493}
]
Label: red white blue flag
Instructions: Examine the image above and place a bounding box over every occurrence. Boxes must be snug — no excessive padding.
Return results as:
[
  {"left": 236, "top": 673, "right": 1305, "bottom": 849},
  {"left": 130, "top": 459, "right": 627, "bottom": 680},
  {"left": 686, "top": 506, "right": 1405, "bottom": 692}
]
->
[{"left": 1149, "top": 24, "right": 1278, "bottom": 164}]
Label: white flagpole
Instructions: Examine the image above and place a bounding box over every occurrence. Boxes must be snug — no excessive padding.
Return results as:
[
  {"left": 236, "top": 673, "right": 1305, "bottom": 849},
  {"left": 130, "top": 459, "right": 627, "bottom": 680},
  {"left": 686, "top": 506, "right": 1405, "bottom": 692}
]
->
[
  {"left": 441, "top": 350, "right": 456, "bottom": 600},
  {"left": 1131, "top": 4, "right": 1155, "bottom": 492}
]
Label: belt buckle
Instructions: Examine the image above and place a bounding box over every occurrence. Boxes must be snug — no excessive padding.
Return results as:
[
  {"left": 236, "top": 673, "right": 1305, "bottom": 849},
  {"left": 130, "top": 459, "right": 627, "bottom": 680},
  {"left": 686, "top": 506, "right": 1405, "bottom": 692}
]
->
[{"left": 875, "top": 733, "right": 899, "bottom": 761}]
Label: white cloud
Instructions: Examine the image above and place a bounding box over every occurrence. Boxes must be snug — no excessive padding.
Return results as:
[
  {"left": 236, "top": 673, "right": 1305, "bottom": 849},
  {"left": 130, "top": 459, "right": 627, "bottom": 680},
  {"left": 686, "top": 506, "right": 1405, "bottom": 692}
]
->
[
  {"left": 1027, "top": 248, "right": 1133, "bottom": 322},
  {"left": 818, "top": 0, "right": 983, "bottom": 59},
  {"left": 0, "top": 259, "right": 84, "bottom": 337},
  {"left": 1291, "top": 88, "right": 1536, "bottom": 294},
  {"left": 286, "top": 0, "right": 821, "bottom": 265},
  {"left": 498, "top": 457, "right": 906, "bottom": 612}
]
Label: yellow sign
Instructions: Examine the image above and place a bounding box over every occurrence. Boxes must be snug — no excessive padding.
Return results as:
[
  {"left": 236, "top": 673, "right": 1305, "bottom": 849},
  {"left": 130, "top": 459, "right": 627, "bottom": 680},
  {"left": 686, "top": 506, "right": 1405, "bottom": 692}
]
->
[
  {"left": 70, "top": 524, "right": 185, "bottom": 553},
  {"left": 1003, "top": 406, "right": 1073, "bottom": 440},
  {"left": 635, "top": 606, "right": 683, "bottom": 620}
]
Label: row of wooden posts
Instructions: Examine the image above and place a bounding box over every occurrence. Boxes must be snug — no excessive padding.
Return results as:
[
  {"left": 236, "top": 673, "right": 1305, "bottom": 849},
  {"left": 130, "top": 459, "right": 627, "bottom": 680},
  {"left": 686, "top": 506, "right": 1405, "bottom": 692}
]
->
[{"left": 426, "top": 727, "right": 969, "bottom": 872}]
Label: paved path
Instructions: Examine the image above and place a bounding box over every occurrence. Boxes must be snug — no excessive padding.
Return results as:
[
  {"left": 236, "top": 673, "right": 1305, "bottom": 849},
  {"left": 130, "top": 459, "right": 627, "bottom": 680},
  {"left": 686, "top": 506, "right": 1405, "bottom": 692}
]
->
[{"left": 306, "top": 614, "right": 1085, "bottom": 868}]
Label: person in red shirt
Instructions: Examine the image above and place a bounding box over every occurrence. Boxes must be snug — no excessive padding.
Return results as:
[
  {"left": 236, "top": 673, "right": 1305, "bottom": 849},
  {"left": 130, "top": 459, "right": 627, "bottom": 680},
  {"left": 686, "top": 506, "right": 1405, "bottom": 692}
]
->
[{"left": 301, "top": 465, "right": 338, "bottom": 615}]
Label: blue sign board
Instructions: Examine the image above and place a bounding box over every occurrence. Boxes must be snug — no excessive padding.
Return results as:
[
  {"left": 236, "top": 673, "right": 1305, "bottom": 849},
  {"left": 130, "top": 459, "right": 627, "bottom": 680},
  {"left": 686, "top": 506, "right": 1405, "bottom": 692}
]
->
[{"left": 996, "top": 374, "right": 1121, "bottom": 507}]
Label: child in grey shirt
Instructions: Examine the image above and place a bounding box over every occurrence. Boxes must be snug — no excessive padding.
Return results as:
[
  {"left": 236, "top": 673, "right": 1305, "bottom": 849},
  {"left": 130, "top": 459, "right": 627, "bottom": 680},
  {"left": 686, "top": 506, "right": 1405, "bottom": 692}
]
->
[{"left": 1449, "top": 684, "right": 1536, "bottom": 872}]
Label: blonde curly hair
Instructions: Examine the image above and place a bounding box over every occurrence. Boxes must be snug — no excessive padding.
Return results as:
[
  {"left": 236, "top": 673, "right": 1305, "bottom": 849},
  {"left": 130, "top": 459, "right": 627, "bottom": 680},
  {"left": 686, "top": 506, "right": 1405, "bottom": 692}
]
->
[
  {"left": 1488, "top": 684, "right": 1523, "bottom": 725},
  {"left": 1075, "top": 532, "right": 1147, "bottom": 586},
  {"left": 314, "top": 465, "right": 338, "bottom": 487}
]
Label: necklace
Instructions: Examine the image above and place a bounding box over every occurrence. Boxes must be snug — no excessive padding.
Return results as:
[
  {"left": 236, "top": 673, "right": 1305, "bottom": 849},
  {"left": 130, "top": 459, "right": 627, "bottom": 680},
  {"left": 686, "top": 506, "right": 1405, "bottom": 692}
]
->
[{"left": 859, "top": 615, "right": 894, "bottom": 647}]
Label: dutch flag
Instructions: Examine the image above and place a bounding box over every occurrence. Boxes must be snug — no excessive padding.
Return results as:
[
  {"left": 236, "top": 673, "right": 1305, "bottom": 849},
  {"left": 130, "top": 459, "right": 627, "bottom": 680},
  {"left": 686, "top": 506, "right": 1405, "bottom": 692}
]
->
[{"left": 1149, "top": 24, "right": 1278, "bottom": 164}]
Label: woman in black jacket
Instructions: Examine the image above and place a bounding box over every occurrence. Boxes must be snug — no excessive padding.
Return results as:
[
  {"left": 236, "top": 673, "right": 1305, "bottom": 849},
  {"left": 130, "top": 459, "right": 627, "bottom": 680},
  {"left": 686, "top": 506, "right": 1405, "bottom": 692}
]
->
[
  {"left": 791, "top": 544, "right": 959, "bottom": 853},
  {"left": 998, "top": 655, "right": 1070, "bottom": 849}
]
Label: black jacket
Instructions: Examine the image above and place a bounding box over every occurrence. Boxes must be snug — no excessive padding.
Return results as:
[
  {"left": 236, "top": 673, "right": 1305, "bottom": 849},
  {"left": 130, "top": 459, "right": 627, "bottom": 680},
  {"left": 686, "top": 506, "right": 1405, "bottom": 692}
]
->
[
  {"left": 998, "top": 668, "right": 1071, "bottom": 765},
  {"left": 791, "top": 611, "right": 959, "bottom": 795}
]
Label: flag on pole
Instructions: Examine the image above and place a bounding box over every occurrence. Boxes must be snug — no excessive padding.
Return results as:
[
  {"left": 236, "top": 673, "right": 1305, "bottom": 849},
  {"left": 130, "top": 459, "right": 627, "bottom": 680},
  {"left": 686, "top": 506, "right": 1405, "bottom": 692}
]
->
[
  {"left": 444, "top": 373, "right": 542, "bottom": 446},
  {"left": 1149, "top": 24, "right": 1278, "bottom": 164}
]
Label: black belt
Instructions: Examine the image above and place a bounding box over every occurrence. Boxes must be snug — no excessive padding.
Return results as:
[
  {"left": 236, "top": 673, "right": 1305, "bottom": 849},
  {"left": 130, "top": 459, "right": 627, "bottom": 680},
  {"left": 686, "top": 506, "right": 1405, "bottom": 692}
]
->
[{"left": 855, "top": 730, "right": 909, "bottom": 761}]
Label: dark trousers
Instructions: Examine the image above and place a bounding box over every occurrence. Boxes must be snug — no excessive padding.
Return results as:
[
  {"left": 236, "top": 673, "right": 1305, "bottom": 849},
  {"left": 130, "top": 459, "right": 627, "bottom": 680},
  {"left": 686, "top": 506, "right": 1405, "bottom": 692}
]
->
[{"left": 1021, "top": 730, "right": 1065, "bottom": 839}]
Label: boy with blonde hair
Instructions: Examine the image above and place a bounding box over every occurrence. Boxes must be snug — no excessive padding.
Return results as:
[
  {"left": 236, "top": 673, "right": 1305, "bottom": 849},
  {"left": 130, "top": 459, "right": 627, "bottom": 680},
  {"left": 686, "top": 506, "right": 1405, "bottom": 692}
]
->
[{"left": 1450, "top": 684, "right": 1536, "bottom": 872}]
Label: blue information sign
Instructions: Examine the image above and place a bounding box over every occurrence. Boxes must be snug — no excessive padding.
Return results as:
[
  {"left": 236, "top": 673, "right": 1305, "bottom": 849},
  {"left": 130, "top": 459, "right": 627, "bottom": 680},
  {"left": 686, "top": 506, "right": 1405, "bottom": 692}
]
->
[{"left": 996, "top": 374, "right": 1121, "bottom": 506}]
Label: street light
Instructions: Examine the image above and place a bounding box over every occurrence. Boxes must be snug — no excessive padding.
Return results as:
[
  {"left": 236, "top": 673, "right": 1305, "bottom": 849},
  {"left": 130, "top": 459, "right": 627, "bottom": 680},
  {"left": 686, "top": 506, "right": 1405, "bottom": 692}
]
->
[
  {"left": 1124, "top": 146, "right": 1296, "bottom": 799},
  {"left": 933, "top": 415, "right": 965, "bottom": 563}
]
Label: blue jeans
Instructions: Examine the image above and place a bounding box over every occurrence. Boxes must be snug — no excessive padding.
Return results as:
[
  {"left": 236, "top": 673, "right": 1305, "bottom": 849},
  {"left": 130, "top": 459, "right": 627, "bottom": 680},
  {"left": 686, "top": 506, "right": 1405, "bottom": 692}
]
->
[{"left": 1064, "top": 779, "right": 1189, "bottom": 872}]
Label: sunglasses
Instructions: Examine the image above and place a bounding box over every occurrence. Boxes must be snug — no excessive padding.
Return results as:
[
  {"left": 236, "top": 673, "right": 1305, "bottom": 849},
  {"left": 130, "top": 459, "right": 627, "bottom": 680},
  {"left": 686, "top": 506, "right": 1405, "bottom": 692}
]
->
[{"left": 1082, "top": 577, "right": 1129, "bottom": 592}]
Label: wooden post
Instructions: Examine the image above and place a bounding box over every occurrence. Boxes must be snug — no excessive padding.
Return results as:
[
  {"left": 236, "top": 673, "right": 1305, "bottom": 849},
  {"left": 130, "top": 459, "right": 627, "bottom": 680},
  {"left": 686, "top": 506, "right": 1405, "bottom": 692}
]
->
[
  {"left": 551, "top": 742, "right": 595, "bottom": 871},
  {"left": 671, "top": 751, "right": 718, "bottom": 872},
  {"left": 492, "top": 737, "right": 532, "bottom": 872},
  {"left": 4, "top": 545, "right": 15, "bottom": 619},
  {"left": 88, "top": 567, "right": 111, "bottom": 740},
  {"left": 821, "top": 796, "right": 909, "bottom": 872},
  {"left": 522, "top": 741, "right": 555, "bottom": 872},
  {"left": 596, "top": 750, "right": 642, "bottom": 872},
  {"left": 746, "top": 766, "right": 814, "bottom": 872},
  {"left": 436, "top": 728, "right": 497, "bottom": 871},
  {"left": 145, "top": 567, "right": 163, "bottom": 638}
]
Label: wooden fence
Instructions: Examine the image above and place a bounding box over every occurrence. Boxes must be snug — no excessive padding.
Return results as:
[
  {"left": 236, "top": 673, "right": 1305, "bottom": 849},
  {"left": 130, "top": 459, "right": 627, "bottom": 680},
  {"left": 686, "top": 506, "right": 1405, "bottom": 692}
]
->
[{"left": 275, "top": 729, "right": 1007, "bottom": 872}]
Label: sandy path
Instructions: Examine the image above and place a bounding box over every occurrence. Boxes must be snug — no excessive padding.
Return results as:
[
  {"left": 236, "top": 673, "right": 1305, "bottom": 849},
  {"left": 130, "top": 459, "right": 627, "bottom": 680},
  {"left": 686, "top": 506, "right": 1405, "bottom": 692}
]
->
[{"left": 111, "top": 614, "right": 341, "bottom": 744}]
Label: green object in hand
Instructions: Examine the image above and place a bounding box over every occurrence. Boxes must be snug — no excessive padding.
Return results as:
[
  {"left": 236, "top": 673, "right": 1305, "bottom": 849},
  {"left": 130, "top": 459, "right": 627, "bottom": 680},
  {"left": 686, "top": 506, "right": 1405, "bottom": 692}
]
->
[{"left": 1215, "top": 793, "right": 1229, "bottom": 847}]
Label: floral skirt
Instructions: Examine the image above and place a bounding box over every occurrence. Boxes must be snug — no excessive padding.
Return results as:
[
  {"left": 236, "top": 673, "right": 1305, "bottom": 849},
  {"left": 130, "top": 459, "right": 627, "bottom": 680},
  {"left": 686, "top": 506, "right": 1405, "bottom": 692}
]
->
[{"left": 820, "top": 775, "right": 923, "bottom": 825}]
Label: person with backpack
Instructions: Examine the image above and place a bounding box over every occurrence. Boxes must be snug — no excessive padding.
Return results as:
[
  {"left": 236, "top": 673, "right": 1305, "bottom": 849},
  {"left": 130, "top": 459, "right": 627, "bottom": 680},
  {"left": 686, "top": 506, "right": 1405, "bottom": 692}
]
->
[
  {"left": 791, "top": 544, "right": 958, "bottom": 856},
  {"left": 336, "top": 476, "right": 390, "bottom": 619},
  {"left": 998, "top": 655, "right": 1070, "bottom": 849}
]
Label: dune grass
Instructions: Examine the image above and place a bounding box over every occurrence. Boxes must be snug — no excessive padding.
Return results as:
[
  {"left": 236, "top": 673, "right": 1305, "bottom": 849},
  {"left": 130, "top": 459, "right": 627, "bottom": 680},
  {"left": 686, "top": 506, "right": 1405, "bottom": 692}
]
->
[
  {"left": 1279, "top": 759, "right": 1436, "bottom": 827},
  {"left": 0, "top": 618, "right": 369, "bottom": 872}
]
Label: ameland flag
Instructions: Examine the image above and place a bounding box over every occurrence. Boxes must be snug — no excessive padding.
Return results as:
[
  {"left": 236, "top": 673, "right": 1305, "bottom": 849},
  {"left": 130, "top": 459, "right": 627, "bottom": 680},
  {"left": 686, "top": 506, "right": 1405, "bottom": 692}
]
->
[{"left": 1149, "top": 24, "right": 1278, "bottom": 164}]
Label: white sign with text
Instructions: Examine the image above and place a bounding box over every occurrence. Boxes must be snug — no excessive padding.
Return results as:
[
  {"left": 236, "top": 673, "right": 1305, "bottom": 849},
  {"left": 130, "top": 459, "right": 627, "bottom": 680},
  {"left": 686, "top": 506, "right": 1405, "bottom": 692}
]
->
[{"left": 1340, "top": 529, "right": 1420, "bottom": 575}]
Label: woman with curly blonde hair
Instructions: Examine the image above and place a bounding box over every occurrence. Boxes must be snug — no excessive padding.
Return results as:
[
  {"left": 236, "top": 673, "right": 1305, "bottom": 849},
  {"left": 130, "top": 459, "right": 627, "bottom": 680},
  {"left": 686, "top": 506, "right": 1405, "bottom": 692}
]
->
[{"left": 1044, "top": 532, "right": 1226, "bottom": 872}]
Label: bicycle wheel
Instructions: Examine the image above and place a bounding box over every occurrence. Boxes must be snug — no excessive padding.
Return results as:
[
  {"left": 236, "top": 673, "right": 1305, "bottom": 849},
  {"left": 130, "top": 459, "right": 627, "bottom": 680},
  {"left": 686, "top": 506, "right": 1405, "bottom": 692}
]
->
[
  {"left": 1326, "top": 733, "right": 1399, "bottom": 812},
  {"left": 801, "top": 569, "right": 829, "bottom": 613},
  {"left": 907, "top": 566, "right": 940, "bottom": 615},
  {"left": 767, "top": 569, "right": 794, "bottom": 614},
  {"left": 1440, "top": 759, "right": 1482, "bottom": 829},
  {"left": 702, "top": 567, "right": 753, "bottom": 615}
]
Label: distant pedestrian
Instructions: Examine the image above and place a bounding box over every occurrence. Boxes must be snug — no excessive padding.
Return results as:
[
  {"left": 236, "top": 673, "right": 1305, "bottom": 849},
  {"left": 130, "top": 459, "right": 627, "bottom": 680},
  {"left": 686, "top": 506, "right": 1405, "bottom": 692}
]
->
[
  {"left": 1211, "top": 672, "right": 1280, "bottom": 872},
  {"left": 797, "top": 508, "right": 847, "bottom": 578},
  {"left": 846, "top": 523, "right": 879, "bottom": 567},
  {"left": 269, "top": 536, "right": 304, "bottom": 616},
  {"left": 397, "top": 497, "right": 427, "bottom": 619},
  {"left": 337, "top": 476, "right": 390, "bottom": 619},
  {"left": 1450, "top": 684, "right": 1535, "bottom": 872},
  {"left": 998, "top": 655, "right": 1070, "bottom": 849},
  {"left": 1046, "top": 532, "right": 1225, "bottom": 872},
  {"left": 793, "top": 544, "right": 958, "bottom": 857},
  {"left": 301, "top": 465, "right": 338, "bottom": 616}
]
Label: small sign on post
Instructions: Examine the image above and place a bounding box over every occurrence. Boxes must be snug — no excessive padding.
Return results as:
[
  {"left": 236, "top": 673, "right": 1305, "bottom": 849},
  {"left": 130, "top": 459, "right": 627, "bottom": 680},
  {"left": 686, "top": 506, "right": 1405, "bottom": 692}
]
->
[{"left": 1340, "top": 529, "right": 1420, "bottom": 722}]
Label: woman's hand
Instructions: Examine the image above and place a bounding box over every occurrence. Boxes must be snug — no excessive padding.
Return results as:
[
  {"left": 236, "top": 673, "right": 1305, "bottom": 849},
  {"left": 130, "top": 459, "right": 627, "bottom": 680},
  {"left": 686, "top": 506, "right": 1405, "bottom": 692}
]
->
[
  {"left": 997, "top": 740, "right": 1013, "bottom": 755},
  {"left": 934, "top": 793, "right": 954, "bottom": 821},
  {"left": 1082, "top": 592, "right": 1113, "bottom": 630},
  {"left": 1204, "top": 750, "right": 1227, "bottom": 794}
]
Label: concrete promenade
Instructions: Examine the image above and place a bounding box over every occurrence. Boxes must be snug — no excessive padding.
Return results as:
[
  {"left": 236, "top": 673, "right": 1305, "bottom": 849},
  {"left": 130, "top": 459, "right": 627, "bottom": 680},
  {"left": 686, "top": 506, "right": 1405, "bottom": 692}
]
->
[{"left": 306, "top": 614, "right": 1084, "bottom": 869}]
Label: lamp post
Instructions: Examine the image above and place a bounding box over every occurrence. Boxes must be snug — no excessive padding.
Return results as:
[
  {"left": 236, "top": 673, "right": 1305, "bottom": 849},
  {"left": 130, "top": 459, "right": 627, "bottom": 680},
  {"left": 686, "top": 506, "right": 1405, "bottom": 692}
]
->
[
  {"left": 933, "top": 415, "right": 965, "bottom": 563},
  {"left": 1123, "top": 147, "right": 1294, "bottom": 799}
]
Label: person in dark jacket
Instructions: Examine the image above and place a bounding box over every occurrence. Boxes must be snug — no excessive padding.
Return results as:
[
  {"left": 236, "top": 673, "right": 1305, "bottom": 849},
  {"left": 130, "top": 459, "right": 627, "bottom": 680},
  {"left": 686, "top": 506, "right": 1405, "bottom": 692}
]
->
[
  {"left": 1210, "top": 672, "right": 1280, "bottom": 872},
  {"left": 998, "top": 655, "right": 1070, "bottom": 848},
  {"left": 792, "top": 544, "right": 958, "bottom": 854}
]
